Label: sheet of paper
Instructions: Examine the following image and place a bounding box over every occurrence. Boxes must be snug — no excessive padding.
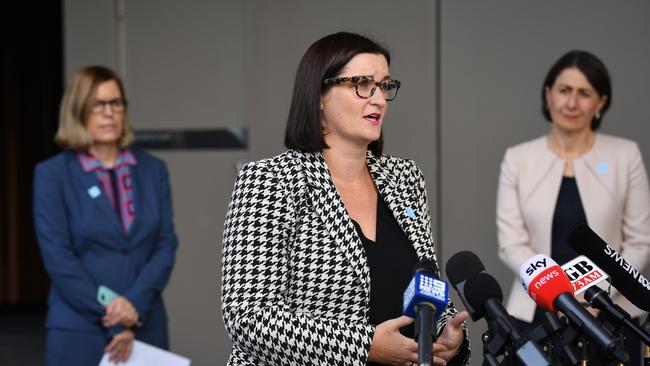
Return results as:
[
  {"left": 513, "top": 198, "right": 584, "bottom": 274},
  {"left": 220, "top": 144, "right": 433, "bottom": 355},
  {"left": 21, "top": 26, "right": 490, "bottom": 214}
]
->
[{"left": 99, "top": 340, "right": 190, "bottom": 366}]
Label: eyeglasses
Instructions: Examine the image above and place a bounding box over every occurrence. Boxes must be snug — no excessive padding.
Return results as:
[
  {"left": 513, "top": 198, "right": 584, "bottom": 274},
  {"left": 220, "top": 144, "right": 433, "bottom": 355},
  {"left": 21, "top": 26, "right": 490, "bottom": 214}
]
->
[
  {"left": 322, "top": 75, "right": 401, "bottom": 101},
  {"left": 89, "top": 98, "right": 127, "bottom": 114}
]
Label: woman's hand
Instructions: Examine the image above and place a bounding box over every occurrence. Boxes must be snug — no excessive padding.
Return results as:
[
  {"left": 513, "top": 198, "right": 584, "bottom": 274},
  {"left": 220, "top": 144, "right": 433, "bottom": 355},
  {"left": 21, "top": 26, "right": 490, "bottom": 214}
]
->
[
  {"left": 368, "top": 316, "right": 418, "bottom": 366},
  {"left": 432, "top": 311, "right": 469, "bottom": 365},
  {"left": 105, "top": 328, "right": 135, "bottom": 363},
  {"left": 103, "top": 296, "right": 139, "bottom": 328}
]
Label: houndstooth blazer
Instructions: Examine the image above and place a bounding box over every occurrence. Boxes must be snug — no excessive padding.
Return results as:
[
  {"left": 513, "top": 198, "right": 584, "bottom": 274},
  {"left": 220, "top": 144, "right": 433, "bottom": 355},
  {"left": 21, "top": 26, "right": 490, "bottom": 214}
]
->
[{"left": 221, "top": 149, "right": 470, "bottom": 366}]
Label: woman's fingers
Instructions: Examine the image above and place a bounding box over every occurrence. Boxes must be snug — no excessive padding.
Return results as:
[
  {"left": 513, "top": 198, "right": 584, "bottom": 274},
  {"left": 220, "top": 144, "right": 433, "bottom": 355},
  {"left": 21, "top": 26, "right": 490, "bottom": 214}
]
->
[
  {"left": 103, "top": 296, "right": 139, "bottom": 327},
  {"left": 388, "top": 315, "right": 415, "bottom": 329},
  {"left": 105, "top": 329, "right": 134, "bottom": 362}
]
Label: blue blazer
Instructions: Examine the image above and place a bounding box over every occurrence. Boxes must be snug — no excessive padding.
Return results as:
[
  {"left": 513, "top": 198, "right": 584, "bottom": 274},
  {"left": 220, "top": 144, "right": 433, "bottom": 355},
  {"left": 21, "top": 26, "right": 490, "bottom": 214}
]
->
[{"left": 33, "top": 149, "right": 178, "bottom": 339}]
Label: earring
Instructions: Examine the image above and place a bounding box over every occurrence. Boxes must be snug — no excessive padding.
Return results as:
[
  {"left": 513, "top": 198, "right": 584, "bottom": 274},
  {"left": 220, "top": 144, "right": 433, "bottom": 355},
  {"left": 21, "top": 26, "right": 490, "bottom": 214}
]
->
[{"left": 595, "top": 111, "right": 601, "bottom": 120}]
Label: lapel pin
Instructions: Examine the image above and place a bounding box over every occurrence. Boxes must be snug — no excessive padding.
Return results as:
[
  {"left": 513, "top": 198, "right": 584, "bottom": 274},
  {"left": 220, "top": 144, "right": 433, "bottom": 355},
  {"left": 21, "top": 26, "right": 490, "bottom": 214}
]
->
[
  {"left": 597, "top": 163, "right": 608, "bottom": 174},
  {"left": 87, "top": 185, "right": 101, "bottom": 199},
  {"left": 406, "top": 207, "right": 417, "bottom": 220}
]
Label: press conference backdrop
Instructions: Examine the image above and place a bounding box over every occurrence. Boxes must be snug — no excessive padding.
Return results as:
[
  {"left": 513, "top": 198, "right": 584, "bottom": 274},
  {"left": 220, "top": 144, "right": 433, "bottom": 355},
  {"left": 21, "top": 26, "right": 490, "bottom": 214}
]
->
[{"left": 64, "top": 1, "right": 650, "bottom": 365}]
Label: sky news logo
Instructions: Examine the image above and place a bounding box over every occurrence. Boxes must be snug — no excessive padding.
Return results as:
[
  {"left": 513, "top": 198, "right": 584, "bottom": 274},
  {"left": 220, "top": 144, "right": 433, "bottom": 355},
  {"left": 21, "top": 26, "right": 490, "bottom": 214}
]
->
[{"left": 532, "top": 268, "right": 562, "bottom": 290}]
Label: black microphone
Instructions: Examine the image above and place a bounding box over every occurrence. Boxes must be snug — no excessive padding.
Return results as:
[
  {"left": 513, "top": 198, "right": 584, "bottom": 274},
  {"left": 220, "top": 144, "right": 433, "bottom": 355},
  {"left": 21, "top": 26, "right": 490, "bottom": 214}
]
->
[
  {"left": 465, "top": 272, "right": 550, "bottom": 366},
  {"left": 584, "top": 286, "right": 650, "bottom": 346},
  {"left": 568, "top": 224, "right": 650, "bottom": 312},
  {"left": 403, "top": 260, "right": 449, "bottom": 366},
  {"left": 445, "top": 251, "right": 486, "bottom": 321}
]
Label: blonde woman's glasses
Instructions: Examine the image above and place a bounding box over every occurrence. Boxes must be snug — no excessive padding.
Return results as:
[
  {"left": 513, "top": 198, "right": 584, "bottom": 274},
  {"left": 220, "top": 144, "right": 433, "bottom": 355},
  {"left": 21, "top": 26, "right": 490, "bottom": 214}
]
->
[{"left": 90, "top": 98, "right": 127, "bottom": 114}]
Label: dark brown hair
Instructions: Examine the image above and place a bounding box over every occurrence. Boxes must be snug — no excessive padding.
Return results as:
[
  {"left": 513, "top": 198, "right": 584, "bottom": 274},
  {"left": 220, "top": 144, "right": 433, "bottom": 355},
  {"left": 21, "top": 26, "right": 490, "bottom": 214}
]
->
[
  {"left": 542, "top": 50, "right": 611, "bottom": 130},
  {"left": 284, "top": 32, "right": 390, "bottom": 156}
]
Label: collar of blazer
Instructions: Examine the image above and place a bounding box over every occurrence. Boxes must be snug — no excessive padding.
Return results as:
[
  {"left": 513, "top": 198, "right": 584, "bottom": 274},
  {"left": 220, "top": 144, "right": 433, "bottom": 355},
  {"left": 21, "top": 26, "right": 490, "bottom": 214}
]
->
[
  {"left": 65, "top": 150, "right": 140, "bottom": 240},
  {"left": 366, "top": 152, "right": 435, "bottom": 261},
  {"left": 527, "top": 134, "right": 618, "bottom": 203},
  {"left": 293, "top": 149, "right": 431, "bottom": 295}
]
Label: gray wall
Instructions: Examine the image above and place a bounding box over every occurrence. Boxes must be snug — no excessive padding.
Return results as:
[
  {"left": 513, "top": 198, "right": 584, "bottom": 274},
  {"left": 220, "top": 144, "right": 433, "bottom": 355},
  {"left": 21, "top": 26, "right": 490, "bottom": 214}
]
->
[{"left": 64, "top": 1, "right": 650, "bottom": 365}]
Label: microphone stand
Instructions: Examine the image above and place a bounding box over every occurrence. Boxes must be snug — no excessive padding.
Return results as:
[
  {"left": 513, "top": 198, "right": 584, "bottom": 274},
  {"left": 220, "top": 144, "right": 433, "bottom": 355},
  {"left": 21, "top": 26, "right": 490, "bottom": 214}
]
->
[
  {"left": 481, "top": 319, "right": 515, "bottom": 366},
  {"left": 478, "top": 307, "right": 624, "bottom": 366},
  {"left": 577, "top": 335, "right": 589, "bottom": 366},
  {"left": 509, "top": 309, "right": 631, "bottom": 366},
  {"left": 528, "top": 312, "right": 563, "bottom": 362},
  {"left": 643, "top": 314, "right": 650, "bottom": 366},
  {"left": 558, "top": 310, "right": 630, "bottom": 366},
  {"left": 481, "top": 317, "right": 550, "bottom": 366},
  {"left": 528, "top": 311, "right": 582, "bottom": 366},
  {"left": 528, "top": 311, "right": 592, "bottom": 366}
]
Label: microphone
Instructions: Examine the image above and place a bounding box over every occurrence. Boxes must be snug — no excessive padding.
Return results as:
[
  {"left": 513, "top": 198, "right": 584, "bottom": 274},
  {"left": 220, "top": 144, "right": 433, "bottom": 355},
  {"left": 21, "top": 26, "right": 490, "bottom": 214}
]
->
[
  {"left": 560, "top": 255, "right": 609, "bottom": 296},
  {"left": 403, "top": 260, "right": 449, "bottom": 366},
  {"left": 519, "top": 254, "right": 629, "bottom": 363},
  {"left": 445, "top": 251, "right": 486, "bottom": 321},
  {"left": 585, "top": 286, "right": 650, "bottom": 346},
  {"left": 464, "top": 272, "right": 550, "bottom": 366},
  {"left": 568, "top": 224, "right": 650, "bottom": 312},
  {"left": 562, "top": 256, "right": 650, "bottom": 345}
]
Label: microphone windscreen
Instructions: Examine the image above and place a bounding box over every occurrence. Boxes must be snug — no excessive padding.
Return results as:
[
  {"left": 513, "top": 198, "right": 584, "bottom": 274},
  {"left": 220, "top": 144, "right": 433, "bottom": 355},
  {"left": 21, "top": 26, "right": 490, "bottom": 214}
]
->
[
  {"left": 568, "top": 224, "right": 650, "bottom": 312},
  {"left": 519, "top": 254, "right": 573, "bottom": 311},
  {"left": 464, "top": 272, "right": 503, "bottom": 311},
  {"left": 583, "top": 286, "right": 609, "bottom": 305},
  {"left": 446, "top": 251, "right": 485, "bottom": 287},
  {"left": 567, "top": 224, "right": 603, "bottom": 254},
  {"left": 415, "top": 259, "right": 438, "bottom": 275}
]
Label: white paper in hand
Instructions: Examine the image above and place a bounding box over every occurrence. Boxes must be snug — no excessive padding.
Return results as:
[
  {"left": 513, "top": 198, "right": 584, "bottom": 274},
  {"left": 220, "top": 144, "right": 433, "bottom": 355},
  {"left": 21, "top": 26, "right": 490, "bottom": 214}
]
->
[{"left": 99, "top": 340, "right": 190, "bottom": 366}]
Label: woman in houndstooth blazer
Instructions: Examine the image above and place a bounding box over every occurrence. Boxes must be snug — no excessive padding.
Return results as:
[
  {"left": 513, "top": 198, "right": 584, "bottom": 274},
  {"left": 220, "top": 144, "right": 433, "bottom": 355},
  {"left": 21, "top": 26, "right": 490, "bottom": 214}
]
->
[{"left": 221, "top": 32, "right": 470, "bottom": 366}]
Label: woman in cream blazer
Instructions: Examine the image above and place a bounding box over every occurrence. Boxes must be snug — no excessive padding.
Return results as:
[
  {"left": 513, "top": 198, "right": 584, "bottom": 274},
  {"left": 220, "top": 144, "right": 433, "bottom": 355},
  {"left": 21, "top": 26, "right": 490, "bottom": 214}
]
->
[
  {"left": 497, "top": 133, "right": 650, "bottom": 322},
  {"left": 497, "top": 51, "right": 650, "bottom": 328}
]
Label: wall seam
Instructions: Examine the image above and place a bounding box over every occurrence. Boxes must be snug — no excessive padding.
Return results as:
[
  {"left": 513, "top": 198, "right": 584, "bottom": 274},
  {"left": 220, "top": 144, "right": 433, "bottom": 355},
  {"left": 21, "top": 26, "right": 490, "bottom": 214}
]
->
[{"left": 434, "top": 0, "right": 443, "bottom": 259}]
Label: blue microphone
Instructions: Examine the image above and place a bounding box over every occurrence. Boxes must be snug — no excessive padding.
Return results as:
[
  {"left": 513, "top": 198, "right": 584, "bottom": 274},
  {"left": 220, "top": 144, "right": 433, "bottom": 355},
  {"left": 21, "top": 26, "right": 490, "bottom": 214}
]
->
[{"left": 403, "top": 260, "right": 449, "bottom": 366}]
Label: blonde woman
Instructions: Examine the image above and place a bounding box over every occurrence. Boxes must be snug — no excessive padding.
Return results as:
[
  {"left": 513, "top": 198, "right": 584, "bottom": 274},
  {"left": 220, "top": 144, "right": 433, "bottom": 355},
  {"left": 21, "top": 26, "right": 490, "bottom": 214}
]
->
[{"left": 34, "top": 66, "right": 178, "bottom": 365}]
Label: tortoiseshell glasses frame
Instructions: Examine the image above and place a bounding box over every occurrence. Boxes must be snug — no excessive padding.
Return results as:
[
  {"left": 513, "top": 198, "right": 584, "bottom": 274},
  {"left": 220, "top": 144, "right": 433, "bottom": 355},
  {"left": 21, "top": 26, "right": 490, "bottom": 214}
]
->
[{"left": 322, "top": 75, "right": 401, "bottom": 101}]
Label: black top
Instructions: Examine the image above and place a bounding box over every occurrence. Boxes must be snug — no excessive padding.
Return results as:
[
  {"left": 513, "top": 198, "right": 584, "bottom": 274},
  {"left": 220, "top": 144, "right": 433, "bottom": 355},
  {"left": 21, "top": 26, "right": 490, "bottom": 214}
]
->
[
  {"left": 551, "top": 176, "right": 586, "bottom": 265},
  {"left": 351, "top": 195, "right": 419, "bottom": 365}
]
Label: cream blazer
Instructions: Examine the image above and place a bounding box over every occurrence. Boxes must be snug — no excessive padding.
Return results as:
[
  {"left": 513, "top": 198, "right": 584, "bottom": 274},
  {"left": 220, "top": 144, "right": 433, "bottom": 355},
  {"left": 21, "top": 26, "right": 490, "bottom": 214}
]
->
[{"left": 497, "top": 133, "right": 650, "bottom": 322}]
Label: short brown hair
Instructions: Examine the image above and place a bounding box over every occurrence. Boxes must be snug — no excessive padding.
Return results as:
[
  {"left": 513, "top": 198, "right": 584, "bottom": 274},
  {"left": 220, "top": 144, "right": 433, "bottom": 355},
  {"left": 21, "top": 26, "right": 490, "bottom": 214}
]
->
[
  {"left": 284, "top": 32, "right": 390, "bottom": 156},
  {"left": 542, "top": 50, "right": 611, "bottom": 130},
  {"left": 55, "top": 65, "right": 134, "bottom": 149}
]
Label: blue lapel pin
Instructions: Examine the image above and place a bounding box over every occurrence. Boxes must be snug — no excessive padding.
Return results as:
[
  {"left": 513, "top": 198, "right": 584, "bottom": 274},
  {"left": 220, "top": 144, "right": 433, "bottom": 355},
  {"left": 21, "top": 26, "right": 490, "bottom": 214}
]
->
[
  {"left": 406, "top": 207, "right": 417, "bottom": 220},
  {"left": 597, "top": 163, "right": 608, "bottom": 174},
  {"left": 87, "top": 185, "right": 101, "bottom": 199}
]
